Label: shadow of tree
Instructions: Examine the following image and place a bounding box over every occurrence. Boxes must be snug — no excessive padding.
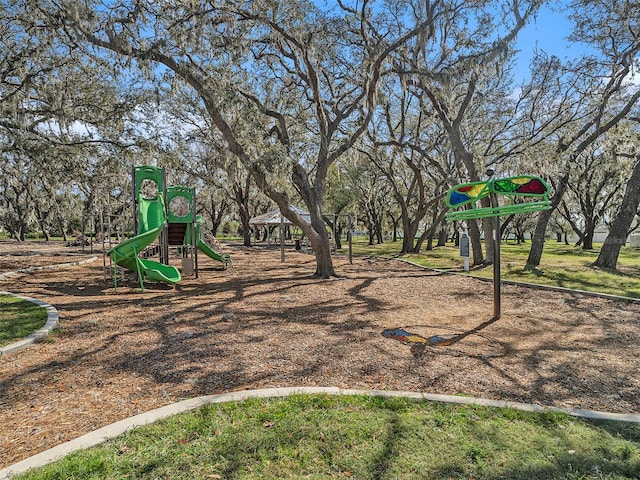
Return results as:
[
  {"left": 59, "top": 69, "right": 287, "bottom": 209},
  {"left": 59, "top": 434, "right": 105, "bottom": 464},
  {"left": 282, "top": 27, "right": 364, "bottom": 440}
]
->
[{"left": 1, "top": 245, "right": 640, "bottom": 470}]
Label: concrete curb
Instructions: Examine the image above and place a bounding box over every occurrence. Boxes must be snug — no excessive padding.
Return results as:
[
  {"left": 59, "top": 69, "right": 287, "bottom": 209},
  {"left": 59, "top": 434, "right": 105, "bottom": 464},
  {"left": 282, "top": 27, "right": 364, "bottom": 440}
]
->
[
  {"left": 0, "top": 256, "right": 96, "bottom": 356},
  {"left": 0, "top": 293, "right": 59, "bottom": 356},
  {"left": 1, "top": 386, "right": 639, "bottom": 479}
]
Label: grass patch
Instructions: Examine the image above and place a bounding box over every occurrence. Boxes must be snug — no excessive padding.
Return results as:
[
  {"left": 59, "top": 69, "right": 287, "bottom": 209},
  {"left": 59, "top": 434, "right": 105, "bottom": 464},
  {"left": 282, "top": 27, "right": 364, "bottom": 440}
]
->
[
  {"left": 0, "top": 295, "right": 48, "bottom": 347},
  {"left": 342, "top": 238, "right": 640, "bottom": 299},
  {"left": 13, "top": 394, "right": 640, "bottom": 479}
]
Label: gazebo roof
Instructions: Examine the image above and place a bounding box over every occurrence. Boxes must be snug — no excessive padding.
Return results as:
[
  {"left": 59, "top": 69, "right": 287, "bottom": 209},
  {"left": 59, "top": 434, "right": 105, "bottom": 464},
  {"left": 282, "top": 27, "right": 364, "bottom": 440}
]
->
[{"left": 249, "top": 205, "right": 310, "bottom": 226}]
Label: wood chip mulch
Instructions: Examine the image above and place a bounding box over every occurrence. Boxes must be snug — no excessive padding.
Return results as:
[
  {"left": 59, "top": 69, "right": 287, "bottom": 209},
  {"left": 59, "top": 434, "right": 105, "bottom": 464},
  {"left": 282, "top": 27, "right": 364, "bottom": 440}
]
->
[{"left": 1, "top": 239, "right": 639, "bottom": 468}]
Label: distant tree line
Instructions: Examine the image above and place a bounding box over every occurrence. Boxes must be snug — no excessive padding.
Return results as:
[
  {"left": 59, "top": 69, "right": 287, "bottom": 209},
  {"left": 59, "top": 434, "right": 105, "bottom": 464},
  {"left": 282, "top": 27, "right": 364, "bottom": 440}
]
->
[{"left": 1, "top": 0, "right": 638, "bottom": 274}]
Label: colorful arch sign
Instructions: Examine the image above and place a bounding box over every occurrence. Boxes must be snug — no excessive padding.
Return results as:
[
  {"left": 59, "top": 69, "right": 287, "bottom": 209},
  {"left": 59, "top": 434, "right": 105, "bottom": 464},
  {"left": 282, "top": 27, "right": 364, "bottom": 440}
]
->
[
  {"left": 445, "top": 175, "right": 551, "bottom": 221},
  {"left": 444, "top": 174, "right": 551, "bottom": 321}
]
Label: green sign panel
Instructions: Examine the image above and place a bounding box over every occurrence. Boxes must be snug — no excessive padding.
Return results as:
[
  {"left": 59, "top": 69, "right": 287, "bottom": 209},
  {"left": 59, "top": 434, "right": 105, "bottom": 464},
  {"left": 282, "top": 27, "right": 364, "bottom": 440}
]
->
[{"left": 445, "top": 175, "right": 551, "bottom": 221}]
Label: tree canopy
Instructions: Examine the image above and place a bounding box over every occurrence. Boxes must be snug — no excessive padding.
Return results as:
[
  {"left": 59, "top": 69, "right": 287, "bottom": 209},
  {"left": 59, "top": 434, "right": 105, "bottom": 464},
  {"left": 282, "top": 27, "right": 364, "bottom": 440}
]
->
[{"left": 1, "top": 0, "right": 639, "bottom": 275}]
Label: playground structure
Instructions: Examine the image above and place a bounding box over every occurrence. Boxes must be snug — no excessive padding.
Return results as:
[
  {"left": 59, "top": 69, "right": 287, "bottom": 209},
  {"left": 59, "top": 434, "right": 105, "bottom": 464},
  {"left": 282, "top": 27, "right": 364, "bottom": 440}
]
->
[
  {"left": 445, "top": 173, "right": 551, "bottom": 319},
  {"left": 107, "top": 166, "right": 231, "bottom": 290}
]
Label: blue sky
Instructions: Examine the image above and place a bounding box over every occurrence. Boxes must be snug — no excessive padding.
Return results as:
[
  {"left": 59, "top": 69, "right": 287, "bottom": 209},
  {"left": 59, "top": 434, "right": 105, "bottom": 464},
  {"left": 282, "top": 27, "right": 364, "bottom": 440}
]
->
[
  {"left": 515, "top": 3, "right": 639, "bottom": 86},
  {"left": 513, "top": 3, "right": 579, "bottom": 82}
]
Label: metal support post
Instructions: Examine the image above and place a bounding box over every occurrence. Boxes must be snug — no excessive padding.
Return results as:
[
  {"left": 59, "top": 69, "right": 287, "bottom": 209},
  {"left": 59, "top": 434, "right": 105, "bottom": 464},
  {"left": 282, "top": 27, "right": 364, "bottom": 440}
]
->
[
  {"left": 280, "top": 216, "right": 285, "bottom": 263},
  {"left": 489, "top": 181, "right": 501, "bottom": 320},
  {"left": 348, "top": 214, "right": 353, "bottom": 264}
]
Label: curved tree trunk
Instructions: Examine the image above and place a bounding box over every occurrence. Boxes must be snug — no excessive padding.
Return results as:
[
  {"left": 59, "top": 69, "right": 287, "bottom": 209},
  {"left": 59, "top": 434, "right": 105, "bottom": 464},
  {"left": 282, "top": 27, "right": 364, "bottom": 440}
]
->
[
  {"left": 582, "top": 223, "right": 595, "bottom": 250},
  {"left": 475, "top": 193, "right": 494, "bottom": 264},
  {"left": 414, "top": 228, "right": 429, "bottom": 252},
  {"left": 234, "top": 180, "right": 253, "bottom": 247},
  {"left": 312, "top": 242, "right": 335, "bottom": 277},
  {"left": 367, "top": 219, "right": 375, "bottom": 246},
  {"left": 375, "top": 222, "right": 384, "bottom": 244},
  {"left": 402, "top": 220, "right": 420, "bottom": 253},
  {"left": 306, "top": 213, "right": 336, "bottom": 277},
  {"left": 240, "top": 218, "right": 252, "bottom": 247},
  {"left": 388, "top": 213, "right": 399, "bottom": 242},
  {"left": 525, "top": 172, "right": 569, "bottom": 270},
  {"left": 332, "top": 216, "right": 343, "bottom": 250},
  {"left": 594, "top": 157, "right": 640, "bottom": 269}
]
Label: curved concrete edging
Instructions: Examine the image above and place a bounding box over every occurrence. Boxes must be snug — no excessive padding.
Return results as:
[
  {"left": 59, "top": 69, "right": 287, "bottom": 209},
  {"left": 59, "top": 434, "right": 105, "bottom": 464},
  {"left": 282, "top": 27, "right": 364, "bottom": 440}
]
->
[
  {"left": 1, "top": 386, "right": 639, "bottom": 479},
  {"left": 0, "top": 292, "right": 59, "bottom": 356},
  {"left": 0, "top": 256, "right": 97, "bottom": 356}
]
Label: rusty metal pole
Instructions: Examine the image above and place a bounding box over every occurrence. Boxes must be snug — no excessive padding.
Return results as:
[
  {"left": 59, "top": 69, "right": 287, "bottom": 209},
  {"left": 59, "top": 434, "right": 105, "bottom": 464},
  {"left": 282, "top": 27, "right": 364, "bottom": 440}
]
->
[{"left": 487, "top": 169, "right": 501, "bottom": 320}]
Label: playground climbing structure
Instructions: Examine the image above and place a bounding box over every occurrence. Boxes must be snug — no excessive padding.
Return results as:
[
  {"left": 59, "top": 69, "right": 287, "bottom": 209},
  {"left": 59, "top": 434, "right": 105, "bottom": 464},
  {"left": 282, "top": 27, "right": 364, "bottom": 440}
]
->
[{"left": 107, "top": 166, "right": 231, "bottom": 291}]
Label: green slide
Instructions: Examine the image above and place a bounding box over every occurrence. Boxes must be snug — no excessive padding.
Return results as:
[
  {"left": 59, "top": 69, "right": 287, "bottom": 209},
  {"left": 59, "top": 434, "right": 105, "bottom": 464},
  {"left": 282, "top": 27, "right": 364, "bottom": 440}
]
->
[
  {"left": 194, "top": 223, "right": 231, "bottom": 268},
  {"left": 108, "top": 194, "right": 181, "bottom": 289}
]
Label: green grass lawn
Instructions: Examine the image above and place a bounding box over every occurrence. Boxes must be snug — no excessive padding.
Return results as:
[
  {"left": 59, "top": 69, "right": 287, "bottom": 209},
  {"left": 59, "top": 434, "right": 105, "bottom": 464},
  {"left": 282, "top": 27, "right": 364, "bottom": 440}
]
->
[
  {"left": 341, "top": 238, "right": 640, "bottom": 299},
  {"left": 13, "top": 394, "right": 640, "bottom": 479},
  {"left": 0, "top": 295, "right": 47, "bottom": 347}
]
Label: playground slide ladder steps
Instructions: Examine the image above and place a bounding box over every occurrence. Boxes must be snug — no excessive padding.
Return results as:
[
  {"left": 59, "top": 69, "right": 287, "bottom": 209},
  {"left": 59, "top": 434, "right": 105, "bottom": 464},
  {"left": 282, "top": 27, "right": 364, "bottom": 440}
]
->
[
  {"left": 141, "top": 244, "right": 161, "bottom": 259},
  {"left": 167, "top": 223, "right": 188, "bottom": 246}
]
